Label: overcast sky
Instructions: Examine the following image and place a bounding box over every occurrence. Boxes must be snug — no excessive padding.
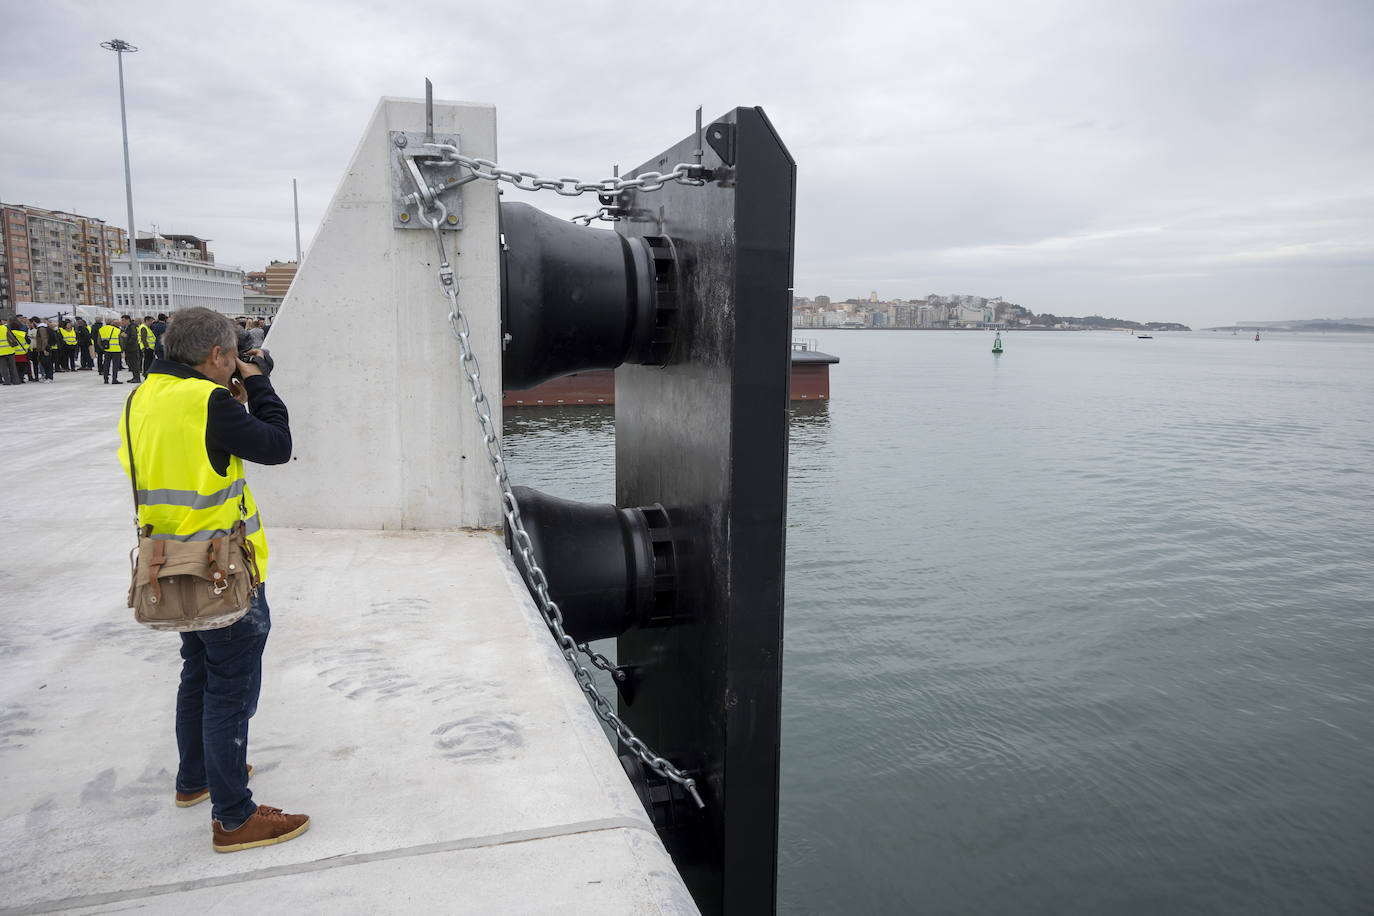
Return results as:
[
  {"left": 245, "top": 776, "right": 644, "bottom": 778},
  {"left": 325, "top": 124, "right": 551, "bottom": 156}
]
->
[{"left": 3, "top": 0, "right": 1370, "bottom": 328}]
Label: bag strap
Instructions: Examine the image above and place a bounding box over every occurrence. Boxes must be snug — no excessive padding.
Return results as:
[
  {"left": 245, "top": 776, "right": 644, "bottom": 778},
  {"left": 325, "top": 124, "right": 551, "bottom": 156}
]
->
[
  {"left": 207, "top": 537, "right": 228, "bottom": 594},
  {"left": 238, "top": 520, "right": 262, "bottom": 589},
  {"left": 123, "top": 390, "right": 141, "bottom": 534},
  {"left": 148, "top": 539, "right": 166, "bottom": 605}
]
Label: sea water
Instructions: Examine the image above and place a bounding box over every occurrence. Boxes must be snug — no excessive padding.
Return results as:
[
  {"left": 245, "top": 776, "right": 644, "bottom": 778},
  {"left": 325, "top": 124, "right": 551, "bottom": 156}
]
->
[{"left": 504, "top": 330, "right": 1374, "bottom": 914}]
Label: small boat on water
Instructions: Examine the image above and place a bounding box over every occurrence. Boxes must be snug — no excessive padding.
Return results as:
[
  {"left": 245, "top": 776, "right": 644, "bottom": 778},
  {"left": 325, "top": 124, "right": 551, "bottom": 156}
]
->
[
  {"left": 1255, "top": 331, "right": 1261, "bottom": 341},
  {"left": 1137, "top": 334, "right": 1153, "bottom": 339},
  {"left": 992, "top": 332, "right": 1003, "bottom": 354},
  {"left": 504, "top": 339, "right": 841, "bottom": 406}
]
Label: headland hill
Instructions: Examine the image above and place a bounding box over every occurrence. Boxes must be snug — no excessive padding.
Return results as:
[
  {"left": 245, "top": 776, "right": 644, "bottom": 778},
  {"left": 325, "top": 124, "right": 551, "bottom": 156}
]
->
[
  {"left": 793, "top": 294, "right": 1192, "bottom": 331},
  {"left": 1203, "top": 317, "right": 1374, "bottom": 333}
]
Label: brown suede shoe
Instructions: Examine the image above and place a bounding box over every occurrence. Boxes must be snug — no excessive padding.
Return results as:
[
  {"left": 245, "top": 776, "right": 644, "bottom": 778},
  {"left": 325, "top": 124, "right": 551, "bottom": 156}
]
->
[
  {"left": 212, "top": 805, "right": 310, "bottom": 852},
  {"left": 175, "top": 764, "right": 254, "bottom": 808}
]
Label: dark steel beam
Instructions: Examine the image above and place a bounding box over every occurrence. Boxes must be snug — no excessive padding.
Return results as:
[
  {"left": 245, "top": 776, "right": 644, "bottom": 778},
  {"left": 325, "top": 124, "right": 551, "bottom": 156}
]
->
[{"left": 614, "top": 106, "right": 795, "bottom": 916}]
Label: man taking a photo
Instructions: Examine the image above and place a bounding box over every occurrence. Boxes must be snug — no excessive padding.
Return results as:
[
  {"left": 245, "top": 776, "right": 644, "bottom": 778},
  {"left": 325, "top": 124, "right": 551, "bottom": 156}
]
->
[{"left": 118, "top": 307, "right": 310, "bottom": 852}]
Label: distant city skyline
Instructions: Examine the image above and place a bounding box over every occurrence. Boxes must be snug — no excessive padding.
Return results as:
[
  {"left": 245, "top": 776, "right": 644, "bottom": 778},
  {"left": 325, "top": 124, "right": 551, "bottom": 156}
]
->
[
  {"left": 2, "top": 1, "right": 1369, "bottom": 331},
  {"left": 790, "top": 292, "right": 1372, "bottom": 329},
  {"left": 792, "top": 292, "right": 1195, "bottom": 331}
]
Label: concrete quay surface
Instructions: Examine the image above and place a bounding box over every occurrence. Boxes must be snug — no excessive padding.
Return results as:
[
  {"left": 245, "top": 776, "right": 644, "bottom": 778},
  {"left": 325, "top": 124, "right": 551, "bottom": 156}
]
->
[{"left": 0, "top": 374, "right": 696, "bottom": 915}]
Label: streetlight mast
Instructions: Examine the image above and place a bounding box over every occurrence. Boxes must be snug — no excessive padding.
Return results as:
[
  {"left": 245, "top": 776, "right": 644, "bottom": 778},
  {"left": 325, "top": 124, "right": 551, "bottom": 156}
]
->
[{"left": 101, "top": 38, "right": 142, "bottom": 316}]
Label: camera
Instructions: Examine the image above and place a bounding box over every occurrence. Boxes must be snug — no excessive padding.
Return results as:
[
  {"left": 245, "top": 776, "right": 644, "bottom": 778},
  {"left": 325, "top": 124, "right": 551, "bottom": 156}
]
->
[{"left": 236, "top": 328, "right": 274, "bottom": 377}]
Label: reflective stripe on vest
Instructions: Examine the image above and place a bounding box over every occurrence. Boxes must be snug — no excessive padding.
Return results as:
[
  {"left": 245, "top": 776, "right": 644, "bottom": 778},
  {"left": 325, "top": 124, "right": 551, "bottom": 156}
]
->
[
  {"left": 100, "top": 324, "right": 122, "bottom": 353},
  {"left": 136, "top": 478, "right": 247, "bottom": 510},
  {"left": 118, "top": 375, "right": 270, "bottom": 582},
  {"left": 146, "top": 512, "right": 263, "bottom": 542}
]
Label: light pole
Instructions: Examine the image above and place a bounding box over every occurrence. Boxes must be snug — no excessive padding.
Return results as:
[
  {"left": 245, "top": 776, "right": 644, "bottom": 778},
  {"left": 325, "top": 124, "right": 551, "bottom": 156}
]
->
[{"left": 101, "top": 38, "right": 142, "bottom": 316}]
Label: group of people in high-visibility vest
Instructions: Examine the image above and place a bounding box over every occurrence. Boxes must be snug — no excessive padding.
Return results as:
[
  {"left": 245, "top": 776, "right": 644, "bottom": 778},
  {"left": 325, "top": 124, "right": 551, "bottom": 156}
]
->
[
  {"left": 2, "top": 315, "right": 71, "bottom": 384},
  {"left": 1, "top": 313, "right": 169, "bottom": 386}
]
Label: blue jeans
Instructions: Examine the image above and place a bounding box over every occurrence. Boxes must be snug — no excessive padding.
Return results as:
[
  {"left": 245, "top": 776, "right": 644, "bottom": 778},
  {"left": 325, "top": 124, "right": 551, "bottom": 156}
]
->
[{"left": 176, "top": 586, "right": 271, "bottom": 830}]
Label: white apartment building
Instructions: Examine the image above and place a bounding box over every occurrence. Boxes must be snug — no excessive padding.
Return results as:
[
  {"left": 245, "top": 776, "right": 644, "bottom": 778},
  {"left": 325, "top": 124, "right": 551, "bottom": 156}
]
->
[
  {"left": 111, "top": 233, "right": 244, "bottom": 316},
  {"left": 952, "top": 303, "right": 996, "bottom": 326}
]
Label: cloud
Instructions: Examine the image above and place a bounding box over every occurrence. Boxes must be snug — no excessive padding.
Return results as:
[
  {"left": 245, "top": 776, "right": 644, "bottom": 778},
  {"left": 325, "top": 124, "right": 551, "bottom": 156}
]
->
[{"left": 2, "top": 0, "right": 1371, "bottom": 328}]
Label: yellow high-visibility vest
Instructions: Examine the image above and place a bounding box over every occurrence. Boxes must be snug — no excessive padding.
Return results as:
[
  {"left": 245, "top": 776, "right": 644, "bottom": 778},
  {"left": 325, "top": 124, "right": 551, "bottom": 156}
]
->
[
  {"left": 14, "top": 329, "right": 29, "bottom": 355},
  {"left": 100, "top": 324, "right": 122, "bottom": 353},
  {"left": 60, "top": 327, "right": 77, "bottom": 346},
  {"left": 139, "top": 324, "right": 156, "bottom": 351},
  {"left": 118, "top": 375, "right": 270, "bottom": 583},
  {"left": 0, "top": 329, "right": 16, "bottom": 357}
]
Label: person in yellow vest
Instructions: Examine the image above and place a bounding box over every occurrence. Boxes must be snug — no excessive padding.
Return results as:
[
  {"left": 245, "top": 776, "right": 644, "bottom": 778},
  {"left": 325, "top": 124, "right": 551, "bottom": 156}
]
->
[
  {"left": 138, "top": 315, "right": 157, "bottom": 378},
  {"left": 118, "top": 307, "right": 308, "bottom": 853},
  {"left": 100, "top": 315, "right": 127, "bottom": 384},
  {"left": 0, "top": 317, "right": 21, "bottom": 385},
  {"left": 13, "top": 318, "right": 34, "bottom": 382},
  {"left": 58, "top": 319, "right": 78, "bottom": 372}
]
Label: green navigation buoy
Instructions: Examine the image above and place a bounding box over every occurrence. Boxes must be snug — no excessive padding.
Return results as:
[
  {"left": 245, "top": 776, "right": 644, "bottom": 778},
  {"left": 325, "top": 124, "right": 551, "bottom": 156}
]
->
[{"left": 992, "top": 331, "right": 1003, "bottom": 354}]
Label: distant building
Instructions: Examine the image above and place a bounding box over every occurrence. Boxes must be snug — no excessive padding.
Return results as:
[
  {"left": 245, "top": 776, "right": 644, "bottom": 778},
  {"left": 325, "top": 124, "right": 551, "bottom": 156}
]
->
[
  {"left": 235, "top": 260, "right": 297, "bottom": 318},
  {"left": 265, "top": 260, "right": 298, "bottom": 298},
  {"left": 112, "top": 232, "right": 244, "bottom": 316},
  {"left": 0, "top": 202, "right": 127, "bottom": 319},
  {"left": 952, "top": 303, "right": 995, "bottom": 326},
  {"left": 242, "top": 290, "right": 283, "bottom": 318}
]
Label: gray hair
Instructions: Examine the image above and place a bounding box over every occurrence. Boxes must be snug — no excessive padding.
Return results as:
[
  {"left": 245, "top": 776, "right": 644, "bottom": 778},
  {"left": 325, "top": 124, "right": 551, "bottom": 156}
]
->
[{"left": 164, "top": 308, "right": 237, "bottom": 366}]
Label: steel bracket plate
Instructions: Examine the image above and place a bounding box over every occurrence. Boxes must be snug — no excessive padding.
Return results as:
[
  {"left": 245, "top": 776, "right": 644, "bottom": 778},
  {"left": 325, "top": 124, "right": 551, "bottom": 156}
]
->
[
  {"left": 390, "top": 130, "right": 465, "bottom": 230},
  {"left": 704, "top": 120, "right": 736, "bottom": 166}
]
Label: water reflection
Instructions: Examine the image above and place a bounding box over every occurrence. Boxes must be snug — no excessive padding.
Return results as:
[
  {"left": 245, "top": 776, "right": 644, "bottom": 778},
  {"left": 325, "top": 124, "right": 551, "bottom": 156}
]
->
[
  {"left": 503, "top": 405, "right": 616, "bottom": 503},
  {"left": 505, "top": 402, "right": 830, "bottom": 502},
  {"left": 788, "top": 398, "right": 831, "bottom": 427},
  {"left": 503, "top": 404, "right": 615, "bottom": 437}
]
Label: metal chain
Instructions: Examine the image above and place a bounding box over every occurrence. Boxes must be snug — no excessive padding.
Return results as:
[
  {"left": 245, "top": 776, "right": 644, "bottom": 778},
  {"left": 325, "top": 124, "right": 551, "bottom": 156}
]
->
[
  {"left": 414, "top": 200, "right": 703, "bottom": 809},
  {"left": 570, "top": 207, "right": 624, "bottom": 226},
  {"left": 579, "top": 643, "right": 627, "bottom": 681},
  {"left": 423, "top": 142, "right": 707, "bottom": 197},
  {"left": 422, "top": 144, "right": 706, "bottom": 225}
]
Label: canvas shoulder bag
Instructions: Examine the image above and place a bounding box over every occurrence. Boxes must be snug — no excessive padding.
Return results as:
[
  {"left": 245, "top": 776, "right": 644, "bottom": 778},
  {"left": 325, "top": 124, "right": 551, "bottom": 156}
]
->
[{"left": 124, "top": 389, "right": 260, "bottom": 631}]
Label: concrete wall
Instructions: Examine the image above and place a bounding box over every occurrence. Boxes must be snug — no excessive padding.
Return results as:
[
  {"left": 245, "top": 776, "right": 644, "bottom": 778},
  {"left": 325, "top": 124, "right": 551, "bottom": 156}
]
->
[{"left": 252, "top": 97, "right": 502, "bottom": 530}]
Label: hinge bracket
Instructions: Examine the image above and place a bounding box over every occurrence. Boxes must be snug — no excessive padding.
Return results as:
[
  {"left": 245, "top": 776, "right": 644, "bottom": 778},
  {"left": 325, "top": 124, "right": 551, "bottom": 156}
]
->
[{"left": 391, "top": 130, "right": 466, "bottom": 230}]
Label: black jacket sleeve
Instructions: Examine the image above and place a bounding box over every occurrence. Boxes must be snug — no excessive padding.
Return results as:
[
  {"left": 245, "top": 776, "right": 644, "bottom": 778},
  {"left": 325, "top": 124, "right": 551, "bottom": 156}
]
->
[{"left": 204, "top": 376, "right": 292, "bottom": 475}]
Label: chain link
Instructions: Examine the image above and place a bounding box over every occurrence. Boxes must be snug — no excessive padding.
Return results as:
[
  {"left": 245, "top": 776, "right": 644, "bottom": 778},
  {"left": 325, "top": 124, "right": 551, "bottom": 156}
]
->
[
  {"left": 570, "top": 207, "right": 624, "bottom": 226},
  {"left": 579, "top": 644, "right": 628, "bottom": 681},
  {"left": 417, "top": 196, "right": 703, "bottom": 810}
]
